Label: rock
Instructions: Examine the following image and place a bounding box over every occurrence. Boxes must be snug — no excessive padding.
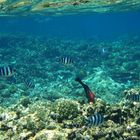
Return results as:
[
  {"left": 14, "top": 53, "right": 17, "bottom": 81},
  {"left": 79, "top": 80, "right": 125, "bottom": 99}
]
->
[{"left": 20, "top": 131, "right": 33, "bottom": 140}]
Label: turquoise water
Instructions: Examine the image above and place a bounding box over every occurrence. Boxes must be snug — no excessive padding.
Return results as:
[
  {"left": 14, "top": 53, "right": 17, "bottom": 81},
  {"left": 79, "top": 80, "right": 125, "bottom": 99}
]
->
[
  {"left": 0, "top": 9, "right": 140, "bottom": 106},
  {"left": 0, "top": 2, "right": 140, "bottom": 139}
]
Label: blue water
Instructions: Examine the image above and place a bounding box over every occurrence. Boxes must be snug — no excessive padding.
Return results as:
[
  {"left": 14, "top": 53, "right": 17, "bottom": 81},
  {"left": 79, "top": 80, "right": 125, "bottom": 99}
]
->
[
  {"left": 0, "top": 10, "right": 140, "bottom": 39},
  {"left": 1, "top": 6, "right": 140, "bottom": 139},
  {"left": 0, "top": 9, "right": 140, "bottom": 106}
]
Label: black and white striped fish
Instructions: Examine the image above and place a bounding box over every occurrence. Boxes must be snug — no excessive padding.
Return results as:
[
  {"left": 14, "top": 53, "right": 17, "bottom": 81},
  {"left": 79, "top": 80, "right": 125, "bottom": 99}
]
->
[
  {"left": 24, "top": 78, "right": 35, "bottom": 89},
  {"left": 126, "top": 93, "right": 140, "bottom": 102},
  {"left": 58, "top": 57, "right": 74, "bottom": 65},
  {"left": 85, "top": 113, "right": 104, "bottom": 126},
  {"left": 0, "top": 65, "right": 15, "bottom": 77}
]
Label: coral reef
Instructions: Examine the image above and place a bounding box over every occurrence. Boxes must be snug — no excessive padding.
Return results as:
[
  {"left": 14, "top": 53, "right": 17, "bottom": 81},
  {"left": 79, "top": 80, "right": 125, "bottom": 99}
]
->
[
  {"left": 50, "top": 99, "right": 80, "bottom": 121},
  {"left": 0, "top": 34, "right": 140, "bottom": 139},
  {"left": 0, "top": 88, "right": 140, "bottom": 139}
]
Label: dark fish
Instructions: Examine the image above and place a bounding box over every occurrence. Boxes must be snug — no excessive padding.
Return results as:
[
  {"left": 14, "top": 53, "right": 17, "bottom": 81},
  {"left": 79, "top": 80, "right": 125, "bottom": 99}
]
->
[
  {"left": 7, "top": 76, "right": 17, "bottom": 84},
  {"left": 24, "top": 78, "right": 35, "bottom": 89},
  {"left": 126, "top": 94, "right": 140, "bottom": 102},
  {"left": 58, "top": 57, "right": 74, "bottom": 65},
  {"left": 85, "top": 113, "right": 104, "bottom": 126},
  {"left": 0, "top": 65, "right": 15, "bottom": 77},
  {"left": 75, "top": 77, "right": 95, "bottom": 103}
]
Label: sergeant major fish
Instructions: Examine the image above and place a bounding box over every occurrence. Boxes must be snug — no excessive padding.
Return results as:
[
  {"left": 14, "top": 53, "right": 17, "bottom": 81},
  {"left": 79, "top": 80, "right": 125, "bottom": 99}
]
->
[
  {"left": 58, "top": 57, "right": 74, "bottom": 65},
  {"left": 126, "top": 93, "right": 140, "bottom": 102},
  {"left": 0, "top": 65, "right": 15, "bottom": 77},
  {"left": 24, "top": 78, "right": 35, "bottom": 89},
  {"left": 85, "top": 113, "right": 104, "bottom": 126}
]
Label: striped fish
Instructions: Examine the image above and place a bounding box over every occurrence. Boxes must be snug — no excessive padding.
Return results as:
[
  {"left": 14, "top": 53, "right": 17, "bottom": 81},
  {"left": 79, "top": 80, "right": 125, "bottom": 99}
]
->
[
  {"left": 58, "top": 57, "right": 74, "bottom": 65},
  {"left": 126, "top": 93, "right": 140, "bottom": 102},
  {"left": 0, "top": 66, "right": 15, "bottom": 77},
  {"left": 85, "top": 113, "right": 104, "bottom": 126},
  {"left": 24, "top": 78, "right": 35, "bottom": 89}
]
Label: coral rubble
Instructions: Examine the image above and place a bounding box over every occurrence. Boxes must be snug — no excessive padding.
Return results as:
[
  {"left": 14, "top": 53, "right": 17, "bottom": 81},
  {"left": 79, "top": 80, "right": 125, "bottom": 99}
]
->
[{"left": 0, "top": 91, "right": 140, "bottom": 139}]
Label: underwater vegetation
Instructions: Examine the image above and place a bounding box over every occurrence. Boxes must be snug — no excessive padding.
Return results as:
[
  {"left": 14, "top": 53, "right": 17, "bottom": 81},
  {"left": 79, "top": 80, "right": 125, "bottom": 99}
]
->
[{"left": 0, "top": 33, "right": 140, "bottom": 139}]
